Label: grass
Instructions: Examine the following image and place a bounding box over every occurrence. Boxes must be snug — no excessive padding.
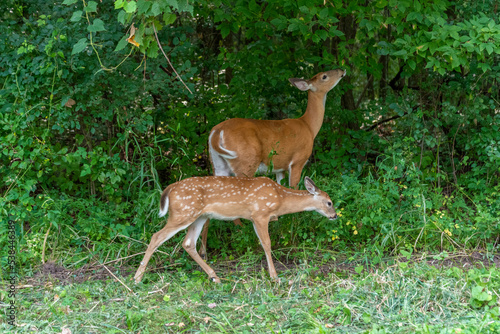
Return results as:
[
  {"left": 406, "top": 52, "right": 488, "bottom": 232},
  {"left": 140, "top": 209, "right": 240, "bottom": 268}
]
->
[{"left": 6, "top": 251, "right": 500, "bottom": 333}]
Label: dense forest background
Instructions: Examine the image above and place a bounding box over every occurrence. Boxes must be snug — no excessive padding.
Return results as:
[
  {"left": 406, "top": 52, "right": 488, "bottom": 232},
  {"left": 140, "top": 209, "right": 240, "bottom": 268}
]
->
[{"left": 1, "top": 0, "right": 499, "bottom": 273}]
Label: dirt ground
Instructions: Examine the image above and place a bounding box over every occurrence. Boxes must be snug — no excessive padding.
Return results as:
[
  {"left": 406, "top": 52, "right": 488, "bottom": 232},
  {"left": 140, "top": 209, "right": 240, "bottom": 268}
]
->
[{"left": 16, "top": 251, "right": 500, "bottom": 288}]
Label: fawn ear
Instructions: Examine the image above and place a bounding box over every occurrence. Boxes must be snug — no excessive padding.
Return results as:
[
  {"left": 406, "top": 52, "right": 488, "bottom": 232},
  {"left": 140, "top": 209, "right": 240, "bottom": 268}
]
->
[{"left": 304, "top": 177, "right": 319, "bottom": 195}]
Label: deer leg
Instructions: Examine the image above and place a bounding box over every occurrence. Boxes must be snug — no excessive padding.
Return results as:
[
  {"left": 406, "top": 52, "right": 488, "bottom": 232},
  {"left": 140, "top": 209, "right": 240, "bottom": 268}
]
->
[
  {"left": 276, "top": 171, "right": 286, "bottom": 185},
  {"left": 199, "top": 218, "right": 210, "bottom": 259},
  {"left": 183, "top": 217, "right": 221, "bottom": 283},
  {"left": 252, "top": 217, "right": 278, "bottom": 280},
  {"left": 288, "top": 161, "right": 307, "bottom": 188},
  {"left": 134, "top": 217, "right": 190, "bottom": 283}
]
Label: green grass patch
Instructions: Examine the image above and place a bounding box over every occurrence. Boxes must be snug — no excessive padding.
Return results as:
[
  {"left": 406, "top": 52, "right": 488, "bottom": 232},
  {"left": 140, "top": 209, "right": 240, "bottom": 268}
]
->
[{"left": 7, "top": 255, "right": 500, "bottom": 333}]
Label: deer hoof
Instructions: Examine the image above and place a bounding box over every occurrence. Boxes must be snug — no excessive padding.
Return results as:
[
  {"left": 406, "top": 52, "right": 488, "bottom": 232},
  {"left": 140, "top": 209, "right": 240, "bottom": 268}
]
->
[
  {"left": 271, "top": 276, "right": 281, "bottom": 283},
  {"left": 133, "top": 271, "right": 144, "bottom": 284},
  {"left": 210, "top": 277, "right": 221, "bottom": 283}
]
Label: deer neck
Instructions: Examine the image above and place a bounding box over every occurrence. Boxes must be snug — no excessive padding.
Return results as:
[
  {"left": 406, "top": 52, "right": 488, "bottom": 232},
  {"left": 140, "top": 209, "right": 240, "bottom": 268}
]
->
[
  {"left": 300, "top": 91, "right": 327, "bottom": 139},
  {"left": 276, "top": 188, "right": 317, "bottom": 216}
]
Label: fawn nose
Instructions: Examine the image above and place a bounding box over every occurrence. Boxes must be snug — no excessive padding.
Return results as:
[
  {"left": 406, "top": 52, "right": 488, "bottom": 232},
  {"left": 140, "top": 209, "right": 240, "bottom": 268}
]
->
[{"left": 329, "top": 213, "right": 338, "bottom": 220}]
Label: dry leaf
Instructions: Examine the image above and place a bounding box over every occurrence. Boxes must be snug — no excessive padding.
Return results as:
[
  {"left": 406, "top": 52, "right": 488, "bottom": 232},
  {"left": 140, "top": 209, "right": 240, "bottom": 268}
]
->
[
  {"left": 178, "top": 323, "right": 185, "bottom": 328},
  {"left": 60, "top": 327, "right": 72, "bottom": 334},
  {"left": 127, "top": 35, "right": 139, "bottom": 47},
  {"left": 64, "top": 98, "right": 76, "bottom": 108},
  {"left": 127, "top": 23, "right": 139, "bottom": 47},
  {"left": 247, "top": 323, "right": 254, "bottom": 326},
  {"left": 203, "top": 316, "right": 211, "bottom": 324},
  {"left": 208, "top": 303, "right": 216, "bottom": 309},
  {"left": 129, "top": 23, "right": 136, "bottom": 36},
  {"left": 60, "top": 305, "right": 72, "bottom": 314},
  {"left": 165, "top": 322, "right": 175, "bottom": 327},
  {"left": 325, "top": 324, "right": 334, "bottom": 328},
  {"left": 54, "top": 294, "right": 60, "bottom": 302}
]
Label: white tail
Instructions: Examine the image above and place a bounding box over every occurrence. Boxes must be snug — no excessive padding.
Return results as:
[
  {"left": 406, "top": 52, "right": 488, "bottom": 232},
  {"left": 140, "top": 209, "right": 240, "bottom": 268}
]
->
[
  {"left": 133, "top": 176, "right": 337, "bottom": 283},
  {"left": 201, "top": 68, "right": 346, "bottom": 257}
]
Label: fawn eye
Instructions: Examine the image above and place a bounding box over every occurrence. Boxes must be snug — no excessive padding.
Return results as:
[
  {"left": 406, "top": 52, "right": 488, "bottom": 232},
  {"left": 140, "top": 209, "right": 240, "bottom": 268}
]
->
[
  {"left": 327, "top": 201, "right": 332, "bottom": 207},
  {"left": 322, "top": 74, "right": 328, "bottom": 80}
]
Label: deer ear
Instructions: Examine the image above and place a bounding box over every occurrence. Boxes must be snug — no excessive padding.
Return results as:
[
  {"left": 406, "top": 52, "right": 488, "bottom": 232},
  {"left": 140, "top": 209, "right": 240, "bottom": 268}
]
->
[
  {"left": 289, "top": 78, "right": 311, "bottom": 91},
  {"left": 304, "top": 177, "right": 319, "bottom": 195}
]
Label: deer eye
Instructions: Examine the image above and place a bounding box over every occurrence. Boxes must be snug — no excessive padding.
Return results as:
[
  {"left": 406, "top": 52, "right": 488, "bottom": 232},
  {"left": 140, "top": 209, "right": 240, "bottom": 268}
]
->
[
  {"left": 327, "top": 201, "right": 332, "bottom": 207},
  {"left": 322, "top": 74, "right": 328, "bottom": 80}
]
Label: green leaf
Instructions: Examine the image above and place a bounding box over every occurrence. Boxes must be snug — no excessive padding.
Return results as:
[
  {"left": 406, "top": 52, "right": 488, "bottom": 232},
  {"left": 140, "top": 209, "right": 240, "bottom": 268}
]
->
[
  {"left": 177, "top": 0, "right": 193, "bottom": 14},
  {"left": 392, "top": 49, "right": 407, "bottom": 56},
  {"left": 299, "top": 6, "right": 309, "bottom": 14},
  {"left": 318, "top": 8, "right": 329, "bottom": 19},
  {"left": 330, "top": 27, "right": 344, "bottom": 37},
  {"left": 70, "top": 10, "right": 82, "bottom": 22},
  {"left": 63, "top": 0, "right": 78, "bottom": 5},
  {"left": 485, "top": 44, "right": 494, "bottom": 55},
  {"left": 80, "top": 164, "right": 91, "bottom": 177},
  {"left": 88, "top": 18, "right": 106, "bottom": 32},
  {"left": 123, "top": 0, "right": 137, "bottom": 13},
  {"left": 163, "top": 13, "right": 177, "bottom": 25},
  {"left": 85, "top": 1, "right": 98, "bottom": 12},
  {"left": 115, "top": 0, "right": 124, "bottom": 9},
  {"left": 428, "top": 42, "right": 439, "bottom": 55},
  {"left": 220, "top": 24, "right": 231, "bottom": 38},
  {"left": 287, "top": 23, "right": 298, "bottom": 32},
  {"left": 413, "top": 0, "right": 421, "bottom": 12},
  {"left": 137, "top": 0, "right": 151, "bottom": 15},
  {"left": 71, "top": 38, "right": 88, "bottom": 55},
  {"left": 407, "top": 12, "right": 422, "bottom": 22},
  {"left": 408, "top": 59, "right": 416, "bottom": 70},
  {"left": 166, "top": 0, "right": 179, "bottom": 10},
  {"left": 151, "top": 2, "right": 161, "bottom": 16},
  {"left": 316, "top": 30, "right": 328, "bottom": 41},
  {"left": 114, "top": 36, "right": 128, "bottom": 52},
  {"left": 471, "top": 286, "right": 492, "bottom": 302},
  {"left": 117, "top": 10, "right": 127, "bottom": 24},
  {"left": 270, "top": 17, "right": 282, "bottom": 27}
]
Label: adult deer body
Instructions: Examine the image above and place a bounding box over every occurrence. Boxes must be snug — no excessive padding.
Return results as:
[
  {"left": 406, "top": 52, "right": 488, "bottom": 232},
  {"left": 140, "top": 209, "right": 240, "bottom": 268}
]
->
[
  {"left": 201, "top": 69, "right": 346, "bottom": 256},
  {"left": 209, "top": 69, "right": 346, "bottom": 186},
  {"left": 133, "top": 176, "right": 337, "bottom": 283}
]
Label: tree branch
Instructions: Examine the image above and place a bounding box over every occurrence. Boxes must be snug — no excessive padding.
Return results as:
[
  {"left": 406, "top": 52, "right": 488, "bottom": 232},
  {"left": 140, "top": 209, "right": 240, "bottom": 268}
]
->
[
  {"left": 153, "top": 24, "right": 193, "bottom": 95},
  {"left": 365, "top": 114, "right": 404, "bottom": 131}
]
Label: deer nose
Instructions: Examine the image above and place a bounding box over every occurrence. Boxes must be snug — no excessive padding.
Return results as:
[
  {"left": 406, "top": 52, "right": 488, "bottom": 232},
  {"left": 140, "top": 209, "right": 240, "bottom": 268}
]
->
[{"left": 329, "top": 213, "right": 338, "bottom": 220}]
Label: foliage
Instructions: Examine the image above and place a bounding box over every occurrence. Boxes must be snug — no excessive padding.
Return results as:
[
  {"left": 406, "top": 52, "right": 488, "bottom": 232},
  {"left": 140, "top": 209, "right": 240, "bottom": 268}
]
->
[{"left": 0, "top": 0, "right": 499, "bottom": 274}]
